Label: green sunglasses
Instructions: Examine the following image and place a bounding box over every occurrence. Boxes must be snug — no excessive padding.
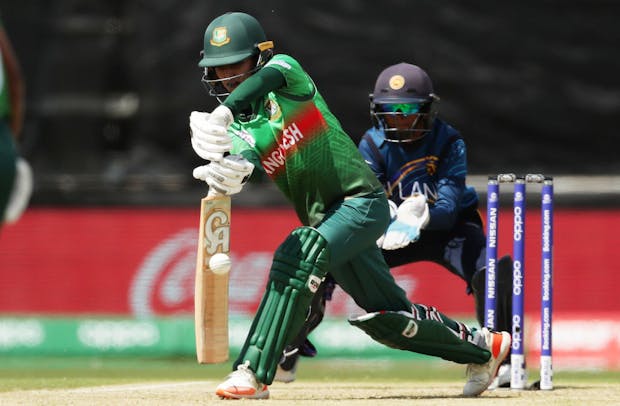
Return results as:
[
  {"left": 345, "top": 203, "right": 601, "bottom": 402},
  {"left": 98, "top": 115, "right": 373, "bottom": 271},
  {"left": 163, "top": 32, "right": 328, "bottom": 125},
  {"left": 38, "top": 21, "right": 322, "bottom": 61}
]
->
[{"left": 378, "top": 103, "right": 426, "bottom": 115}]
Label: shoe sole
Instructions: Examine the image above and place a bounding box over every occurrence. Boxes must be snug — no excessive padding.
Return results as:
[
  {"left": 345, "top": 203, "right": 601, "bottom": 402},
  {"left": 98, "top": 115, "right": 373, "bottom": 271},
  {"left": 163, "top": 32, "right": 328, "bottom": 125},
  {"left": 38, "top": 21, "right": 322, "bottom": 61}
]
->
[{"left": 216, "top": 385, "right": 270, "bottom": 400}]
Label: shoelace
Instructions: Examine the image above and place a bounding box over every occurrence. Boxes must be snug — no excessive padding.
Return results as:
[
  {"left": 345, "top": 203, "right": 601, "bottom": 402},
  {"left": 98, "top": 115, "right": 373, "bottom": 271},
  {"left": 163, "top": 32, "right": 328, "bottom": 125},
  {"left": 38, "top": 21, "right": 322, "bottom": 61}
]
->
[
  {"left": 237, "top": 360, "right": 251, "bottom": 371},
  {"left": 239, "top": 360, "right": 263, "bottom": 385},
  {"left": 233, "top": 360, "right": 256, "bottom": 382},
  {"left": 222, "top": 360, "right": 253, "bottom": 381}
]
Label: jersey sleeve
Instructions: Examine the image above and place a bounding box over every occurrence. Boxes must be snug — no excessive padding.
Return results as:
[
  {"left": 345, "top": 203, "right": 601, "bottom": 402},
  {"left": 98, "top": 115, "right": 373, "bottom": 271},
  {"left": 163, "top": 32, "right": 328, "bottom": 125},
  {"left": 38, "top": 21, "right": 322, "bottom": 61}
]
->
[
  {"left": 358, "top": 131, "right": 386, "bottom": 185},
  {"left": 264, "top": 54, "right": 315, "bottom": 99},
  {"left": 426, "top": 138, "right": 468, "bottom": 230},
  {"left": 221, "top": 54, "right": 313, "bottom": 116},
  {"left": 222, "top": 66, "right": 286, "bottom": 115},
  {"left": 229, "top": 127, "right": 264, "bottom": 176}
]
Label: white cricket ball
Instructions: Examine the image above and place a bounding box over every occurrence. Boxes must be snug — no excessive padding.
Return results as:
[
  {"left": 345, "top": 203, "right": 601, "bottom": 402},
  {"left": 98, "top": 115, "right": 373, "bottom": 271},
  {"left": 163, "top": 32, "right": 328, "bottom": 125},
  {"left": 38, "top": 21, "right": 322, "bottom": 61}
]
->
[{"left": 209, "top": 253, "right": 231, "bottom": 275}]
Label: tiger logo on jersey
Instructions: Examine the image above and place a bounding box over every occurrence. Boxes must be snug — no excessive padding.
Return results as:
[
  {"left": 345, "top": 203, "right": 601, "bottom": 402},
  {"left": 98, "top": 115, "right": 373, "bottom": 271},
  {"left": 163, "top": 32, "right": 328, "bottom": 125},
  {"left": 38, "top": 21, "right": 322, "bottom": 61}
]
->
[{"left": 265, "top": 99, "right": 282, "bottom": 121}]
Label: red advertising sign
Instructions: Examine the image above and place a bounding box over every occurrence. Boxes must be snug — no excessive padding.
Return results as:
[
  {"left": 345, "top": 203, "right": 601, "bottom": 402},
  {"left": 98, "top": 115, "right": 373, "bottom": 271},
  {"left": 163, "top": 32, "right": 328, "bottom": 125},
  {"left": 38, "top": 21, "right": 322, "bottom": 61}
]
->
[{"left": 1, "top": 207, "right": 619, "bottom": 317}]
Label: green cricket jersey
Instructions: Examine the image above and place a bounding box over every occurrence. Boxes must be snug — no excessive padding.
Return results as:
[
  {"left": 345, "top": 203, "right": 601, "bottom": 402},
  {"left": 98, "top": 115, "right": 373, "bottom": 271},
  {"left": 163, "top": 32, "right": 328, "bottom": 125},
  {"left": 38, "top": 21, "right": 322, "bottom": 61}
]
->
[
  {"left": 227, "top": 54, "right": 382, "bottom": 226},
  {"left": 0, "top": 21, "right": 10, "bottom": 120},
  {"left": 0, "top": 19, "right": 16, "bottom": 218}
]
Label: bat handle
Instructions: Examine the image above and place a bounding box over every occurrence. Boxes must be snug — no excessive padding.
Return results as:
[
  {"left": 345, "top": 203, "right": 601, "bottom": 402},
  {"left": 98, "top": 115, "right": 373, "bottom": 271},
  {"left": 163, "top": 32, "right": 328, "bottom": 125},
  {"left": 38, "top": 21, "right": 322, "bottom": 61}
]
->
[
  {"left": 207, "top": 188, "right": 223, "bottom": 198},
  {"left": 206, "top": 151, "right": 230, "bottom": 198}
]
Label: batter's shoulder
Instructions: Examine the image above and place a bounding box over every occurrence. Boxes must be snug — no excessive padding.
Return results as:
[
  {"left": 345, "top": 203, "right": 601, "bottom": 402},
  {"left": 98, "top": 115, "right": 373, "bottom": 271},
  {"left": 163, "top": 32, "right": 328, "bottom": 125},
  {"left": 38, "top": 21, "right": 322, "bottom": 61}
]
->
[{"left": 266, "top": 54, "right": 302, "bottom": 71}]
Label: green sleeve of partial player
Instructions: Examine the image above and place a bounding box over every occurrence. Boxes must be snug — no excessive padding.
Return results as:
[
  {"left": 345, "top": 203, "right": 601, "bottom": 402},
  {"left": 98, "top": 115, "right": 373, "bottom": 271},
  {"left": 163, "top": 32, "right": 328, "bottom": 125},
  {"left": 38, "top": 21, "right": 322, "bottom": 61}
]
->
[{"left": 222, "top": 67, "right": 285, "bottom": 115}]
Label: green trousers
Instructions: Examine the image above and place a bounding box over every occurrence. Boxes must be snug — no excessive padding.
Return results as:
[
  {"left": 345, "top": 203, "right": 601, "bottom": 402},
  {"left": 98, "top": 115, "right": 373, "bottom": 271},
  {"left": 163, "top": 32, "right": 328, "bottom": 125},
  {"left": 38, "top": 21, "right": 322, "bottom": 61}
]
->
[
  {"left": 316, "top": 190, "right": 411, "bottom": 312},
  {"left": 315, "top": 190, "right": 491, "bottom": 364}
]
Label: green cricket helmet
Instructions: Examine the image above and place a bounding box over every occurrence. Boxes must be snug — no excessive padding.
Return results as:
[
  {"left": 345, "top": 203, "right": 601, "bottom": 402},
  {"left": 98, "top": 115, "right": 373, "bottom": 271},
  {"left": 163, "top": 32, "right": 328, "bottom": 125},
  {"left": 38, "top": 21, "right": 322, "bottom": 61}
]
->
[
  {"left": 370, "top": 63, "right": 440, "bottom": 143},
  {"left": 199, "top": 12, "right": 274, "bottom": 101}
]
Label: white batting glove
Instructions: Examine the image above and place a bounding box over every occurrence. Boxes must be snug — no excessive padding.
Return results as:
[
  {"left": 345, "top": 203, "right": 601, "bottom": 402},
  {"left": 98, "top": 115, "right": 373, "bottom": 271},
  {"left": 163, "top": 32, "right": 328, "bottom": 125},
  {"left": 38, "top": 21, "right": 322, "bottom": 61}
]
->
[
  {"left": 3, "top": 158, "right": 33, "bottom": 224},
  {"left": 193, "top": 154, "right": 254, "bottom": 195},
  {"left": 190, "top": 105, "right": 234, "bottom": 162},
  {"left": 380, "top": 193, "right": 430, "bottom": 250}
]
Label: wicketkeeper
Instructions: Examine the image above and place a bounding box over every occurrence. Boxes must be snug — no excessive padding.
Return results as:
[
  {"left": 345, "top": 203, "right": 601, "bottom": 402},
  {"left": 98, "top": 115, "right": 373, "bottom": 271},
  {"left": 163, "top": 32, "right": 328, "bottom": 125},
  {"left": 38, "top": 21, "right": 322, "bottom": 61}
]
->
[{"left": 190, "top": 12, "right": 511, "bottom": 400}]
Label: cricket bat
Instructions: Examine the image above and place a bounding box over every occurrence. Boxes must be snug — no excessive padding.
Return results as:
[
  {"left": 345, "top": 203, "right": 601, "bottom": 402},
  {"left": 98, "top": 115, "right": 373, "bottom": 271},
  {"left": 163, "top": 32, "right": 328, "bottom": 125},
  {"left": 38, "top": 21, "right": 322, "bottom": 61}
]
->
[{"left": 195, "top": 190, "right": 230, "bottom": 363}]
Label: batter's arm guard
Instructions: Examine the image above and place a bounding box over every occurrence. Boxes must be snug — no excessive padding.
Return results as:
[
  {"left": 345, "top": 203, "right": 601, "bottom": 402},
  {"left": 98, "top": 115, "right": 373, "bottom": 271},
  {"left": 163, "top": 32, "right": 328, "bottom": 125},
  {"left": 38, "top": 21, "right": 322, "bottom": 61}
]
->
[{"left": 234, "top": 226, "right": 330, "bottom": 384}]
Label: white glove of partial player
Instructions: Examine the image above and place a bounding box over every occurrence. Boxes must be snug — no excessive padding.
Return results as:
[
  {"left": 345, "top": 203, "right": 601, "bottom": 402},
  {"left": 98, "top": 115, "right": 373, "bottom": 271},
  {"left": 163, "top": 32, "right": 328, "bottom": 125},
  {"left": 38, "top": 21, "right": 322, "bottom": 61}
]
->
[
  {"left": 193, "top": 154, "right": 254, "bottom": 195},
  {"left": 190, "top": 105, "right": 234, "bottom": 162},
  {"left": 378, "top": 193, "right": 430, "bottom": 250},
  {"left": 3, "top": 157, "right": 33, "bottom": 224}
]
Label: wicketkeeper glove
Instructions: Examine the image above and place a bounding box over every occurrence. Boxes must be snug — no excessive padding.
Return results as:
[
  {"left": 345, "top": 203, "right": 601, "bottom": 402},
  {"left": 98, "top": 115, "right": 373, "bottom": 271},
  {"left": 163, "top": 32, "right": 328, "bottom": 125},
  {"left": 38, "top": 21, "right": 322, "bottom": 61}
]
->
[
  {"left": 190, "top": 105, "right": 234, "bottom": 162},
  {"left": 378, "top": 193, "right": 430, "bottom": 250},
  {"left": 193, "top": 154, "right": 254, "bottom": 195},
  {"left": 376, "top": 199, "right": 398, "bottom": 248}
]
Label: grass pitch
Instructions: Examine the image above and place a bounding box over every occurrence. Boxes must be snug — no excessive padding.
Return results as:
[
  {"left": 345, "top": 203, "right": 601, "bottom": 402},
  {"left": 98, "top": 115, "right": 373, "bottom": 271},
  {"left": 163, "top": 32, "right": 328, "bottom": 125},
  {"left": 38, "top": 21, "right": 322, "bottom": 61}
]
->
[{"left": 0, "top": 356, "right": 619, "bottom": 405}]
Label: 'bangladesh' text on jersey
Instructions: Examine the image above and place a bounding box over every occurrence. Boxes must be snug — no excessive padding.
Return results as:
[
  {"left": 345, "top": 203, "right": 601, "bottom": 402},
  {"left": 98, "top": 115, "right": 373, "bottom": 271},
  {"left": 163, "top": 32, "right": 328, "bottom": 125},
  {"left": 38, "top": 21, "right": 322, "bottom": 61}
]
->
[
  {"left": 260, "top": 102, "right": 325, "bottom": 177},
  {"left": 228, "top": 54, "right": 382, "bottom": 226}
]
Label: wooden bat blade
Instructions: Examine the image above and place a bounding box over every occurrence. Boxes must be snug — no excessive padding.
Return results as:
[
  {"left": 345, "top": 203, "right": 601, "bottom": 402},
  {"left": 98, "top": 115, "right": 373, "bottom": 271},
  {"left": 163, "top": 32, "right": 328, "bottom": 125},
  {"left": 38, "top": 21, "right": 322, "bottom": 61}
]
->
[{"left": 195, "top": 193, "right": 230, "bottom": 364}]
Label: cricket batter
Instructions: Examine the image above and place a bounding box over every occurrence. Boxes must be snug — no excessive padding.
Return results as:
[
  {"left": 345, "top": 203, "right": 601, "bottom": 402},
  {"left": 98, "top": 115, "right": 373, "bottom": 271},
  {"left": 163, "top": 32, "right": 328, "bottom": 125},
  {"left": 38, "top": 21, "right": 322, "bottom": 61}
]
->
[
  {"left": 190, "top": 12, "right": 510, "bottom": 399},
  {"left": 0, "top": 19, "right": 31, "bottom": 228},
  {"left": 277, "top": 63, "right": 514, "bottom": 388}
]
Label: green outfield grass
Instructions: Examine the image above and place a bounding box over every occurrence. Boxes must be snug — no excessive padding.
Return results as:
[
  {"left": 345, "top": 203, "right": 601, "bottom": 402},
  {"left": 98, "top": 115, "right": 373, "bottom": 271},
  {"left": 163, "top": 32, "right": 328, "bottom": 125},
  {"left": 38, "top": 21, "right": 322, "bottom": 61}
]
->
[{"left": 1, "top": 356, "right": 618, "bottom": 392}]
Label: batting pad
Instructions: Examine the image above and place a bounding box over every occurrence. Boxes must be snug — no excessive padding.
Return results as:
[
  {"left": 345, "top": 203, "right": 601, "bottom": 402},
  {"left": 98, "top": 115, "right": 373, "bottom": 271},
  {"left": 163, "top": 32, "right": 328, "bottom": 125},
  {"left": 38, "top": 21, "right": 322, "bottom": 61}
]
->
[
  {"left": 234, "top": 226, "right": 330, "bottom": 384},
  {"left": 349, "top": 311, "right": 490, "bottom": 364}
]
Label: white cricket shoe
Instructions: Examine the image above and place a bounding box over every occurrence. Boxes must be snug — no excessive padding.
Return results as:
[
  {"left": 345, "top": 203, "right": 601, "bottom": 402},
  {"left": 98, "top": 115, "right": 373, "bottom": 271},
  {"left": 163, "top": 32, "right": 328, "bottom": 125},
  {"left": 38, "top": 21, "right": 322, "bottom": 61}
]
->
[
  {"left": 488, "top": 363, "right": 512, "bottom": 389},
  {"left": 274, "top": 346, "right": 302, "bottom": 383},
  {"left": 463, "top": 328, "right": 511, "bottom": 397},
  {"left": 215, "top": 361, "right": 270, "bottom": 399},
  {"left": 274, "top": 363, "right": 297, "bottom": 383}
]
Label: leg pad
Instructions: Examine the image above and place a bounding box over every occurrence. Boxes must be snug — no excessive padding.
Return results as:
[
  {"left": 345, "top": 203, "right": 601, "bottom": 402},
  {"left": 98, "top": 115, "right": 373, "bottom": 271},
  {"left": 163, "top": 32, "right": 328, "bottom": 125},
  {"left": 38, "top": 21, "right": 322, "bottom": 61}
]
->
[
  {"left": 234, "top": 227, "right": 330, "bottom": 384},
  {"left": 349, "top": 310, "right": 490, "bottom": 364}
]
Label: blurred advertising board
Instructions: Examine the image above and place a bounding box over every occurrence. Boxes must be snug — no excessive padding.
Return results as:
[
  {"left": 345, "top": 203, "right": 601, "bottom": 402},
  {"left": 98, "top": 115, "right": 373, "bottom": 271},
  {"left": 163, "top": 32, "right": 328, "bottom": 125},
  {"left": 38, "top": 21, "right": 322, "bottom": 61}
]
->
[{"left": 1, "top": 207, "right": 619, "bottom": 368}]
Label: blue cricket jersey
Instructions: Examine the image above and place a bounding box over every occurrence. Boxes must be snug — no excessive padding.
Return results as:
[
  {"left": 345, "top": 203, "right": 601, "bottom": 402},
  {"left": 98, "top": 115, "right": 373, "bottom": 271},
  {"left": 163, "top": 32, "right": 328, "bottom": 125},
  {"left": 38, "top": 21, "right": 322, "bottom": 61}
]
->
[{"left": 358, "top": 118, "right": 479, "bottom": 231}]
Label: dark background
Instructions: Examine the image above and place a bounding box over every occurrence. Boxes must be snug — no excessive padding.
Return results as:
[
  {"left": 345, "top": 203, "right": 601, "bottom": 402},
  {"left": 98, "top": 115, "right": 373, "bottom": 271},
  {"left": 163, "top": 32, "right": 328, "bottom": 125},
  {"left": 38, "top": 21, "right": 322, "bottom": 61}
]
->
[{"left": 1, "top": 1, "right": 618, "bottom": 206}]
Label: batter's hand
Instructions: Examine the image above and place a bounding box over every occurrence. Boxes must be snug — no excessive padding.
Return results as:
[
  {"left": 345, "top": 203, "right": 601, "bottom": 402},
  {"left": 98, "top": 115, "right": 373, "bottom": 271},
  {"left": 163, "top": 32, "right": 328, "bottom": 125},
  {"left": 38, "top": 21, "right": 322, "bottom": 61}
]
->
[
  {"left": 193, "top": 154, "right": 254, "bottom": 195},
  {"left": 190, "top": 105, "right": 234, "bottom": 162},
  {"left": 379, "top": 194, "right": 430, "bottom": 250}
]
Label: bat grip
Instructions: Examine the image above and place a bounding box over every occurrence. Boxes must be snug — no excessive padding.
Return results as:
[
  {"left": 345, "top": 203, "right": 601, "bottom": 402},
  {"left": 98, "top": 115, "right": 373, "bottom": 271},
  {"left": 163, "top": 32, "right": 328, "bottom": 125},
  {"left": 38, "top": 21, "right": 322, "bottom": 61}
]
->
[
  {"left": 206, "top": 151, "right": 231, "bottom": 198},
  {"left": 207, "top": 151, "right": 230, "bottom": 197},
  {"left": 207, "top": 188, "right": 223, "bottom": 197}
]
